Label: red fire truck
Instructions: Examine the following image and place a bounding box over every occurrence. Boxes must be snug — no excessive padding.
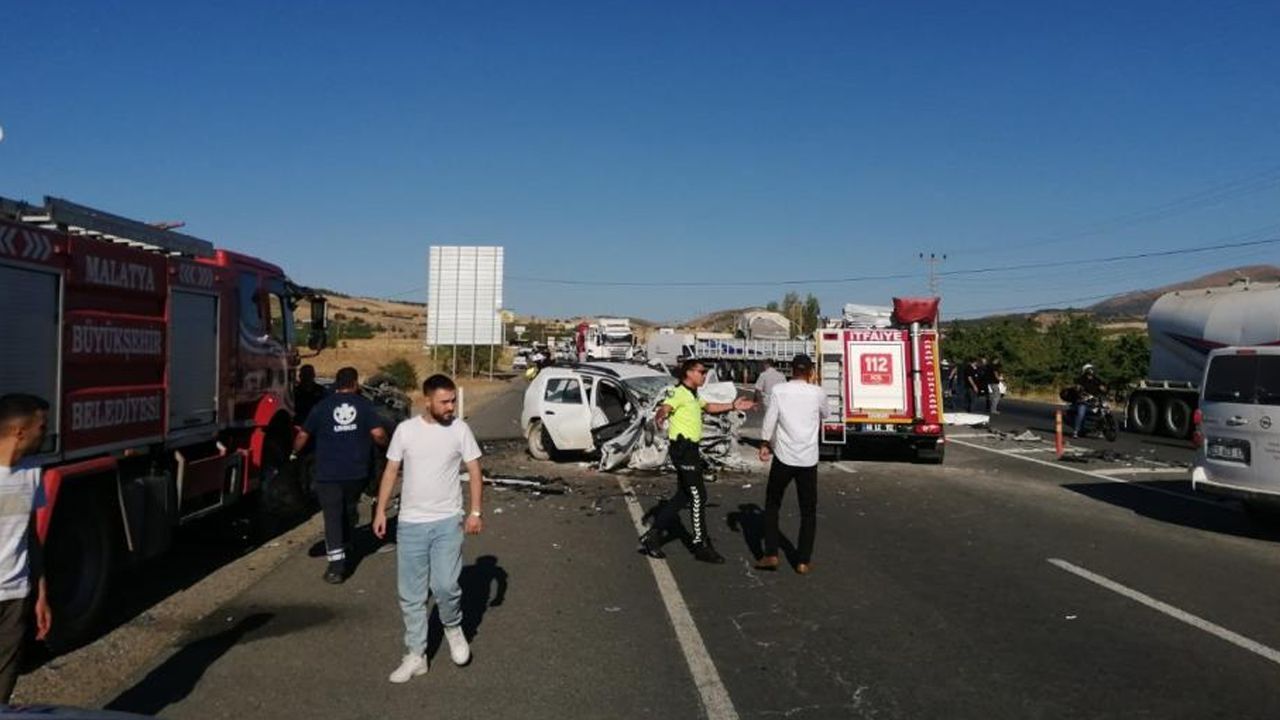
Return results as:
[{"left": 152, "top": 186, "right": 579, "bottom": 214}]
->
[
  {"left": 817, "top": 297, "right": 945, "bottom": 463},
  {"left": 0, "top": 196, "right": 326, "bottom": 646}
]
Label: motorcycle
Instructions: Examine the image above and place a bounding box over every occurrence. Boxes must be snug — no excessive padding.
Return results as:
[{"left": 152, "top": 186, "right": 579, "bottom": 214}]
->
[{"left": 1072, "top": 395, "right": 1119, "bottom": 441}]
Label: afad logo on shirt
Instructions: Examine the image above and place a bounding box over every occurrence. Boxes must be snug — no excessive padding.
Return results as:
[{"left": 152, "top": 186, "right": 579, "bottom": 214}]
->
[{"left": 332, "top": 402, "right": 358, "bottom": 432}]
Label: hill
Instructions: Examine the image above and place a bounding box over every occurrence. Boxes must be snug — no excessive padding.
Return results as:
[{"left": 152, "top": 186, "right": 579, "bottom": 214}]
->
[
  {"left": 1087, "top": 264, "right": 1280, "bottom": 318},
  {"left": 682, "top": 307, "right": 761, "bottom": 333}
]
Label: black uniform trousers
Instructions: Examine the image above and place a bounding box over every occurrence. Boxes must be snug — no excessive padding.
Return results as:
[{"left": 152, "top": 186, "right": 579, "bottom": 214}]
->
[{"left": 651, "top": 437, "right": 710, "bottom": 546}]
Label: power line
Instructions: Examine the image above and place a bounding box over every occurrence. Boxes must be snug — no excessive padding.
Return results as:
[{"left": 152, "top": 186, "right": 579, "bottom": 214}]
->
[{"left": 503, "top": 234, "right": 1280, "bottom": 288}]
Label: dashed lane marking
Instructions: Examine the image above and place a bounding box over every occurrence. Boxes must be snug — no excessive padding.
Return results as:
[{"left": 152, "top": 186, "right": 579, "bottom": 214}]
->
[
  {"left": 834, "top": 463, "right": 858, "bottom": 474},
  {"left": 1049, "top": 558, "right": 1280, "bottom": 667},
  {"left": 618, "top": 478, "right": 740, "bottom": 720},
  {"left": 949, "top": 438, "right": 1220, "bottom": 508}
]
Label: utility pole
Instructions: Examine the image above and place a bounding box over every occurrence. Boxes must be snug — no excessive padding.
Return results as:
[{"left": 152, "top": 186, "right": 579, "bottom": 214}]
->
[{"left": 919, "top": 252, "right": 946, "bottom": 296}]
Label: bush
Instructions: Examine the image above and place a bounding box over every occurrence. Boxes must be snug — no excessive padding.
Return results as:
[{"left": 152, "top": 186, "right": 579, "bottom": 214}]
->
[{"left": 376, "top": 358, "right": 419, "bottom": 390}]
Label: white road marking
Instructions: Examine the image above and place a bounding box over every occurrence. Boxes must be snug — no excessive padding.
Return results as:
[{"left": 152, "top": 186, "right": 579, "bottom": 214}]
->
[
  {"left": 617, "top": 478, "right": 740, "bottom": 720},
  {"left": 945, "top": 432, "right": 991, "bottom": 439},
  {"left": 834, "top": 463, "right": 858, "bottom": 474},
  {"left": 1091, "top": 467, "right": 1190, "bottom": 477},
  {"left": 1048, "top": 558, "right": 1280, "bottom": 667},
  {"left": 1001, "top": 447, "right": 1056, "bottom": 455},
  {"left": 949, "top": 438, "right": 1220, "bottom": 508}
]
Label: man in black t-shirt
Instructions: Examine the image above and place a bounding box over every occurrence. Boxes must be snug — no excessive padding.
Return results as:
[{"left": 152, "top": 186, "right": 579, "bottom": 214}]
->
[
  {"left": 293, "top": 364, "right": 328, "bottom": 426},
  {"left": 293, "top": 367, "right": 388, "bottom": 583}
]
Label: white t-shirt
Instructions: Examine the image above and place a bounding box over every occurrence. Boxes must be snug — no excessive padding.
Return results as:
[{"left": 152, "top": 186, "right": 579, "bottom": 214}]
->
[
  {"left": 762, "top": 380, "right": 830, "bottom": 468},
  {"left": 0, "top": 462, "right": 42, "bottom": 601},
  {"left": 386, "top": 417, "right": 482, "bottom": 524}
]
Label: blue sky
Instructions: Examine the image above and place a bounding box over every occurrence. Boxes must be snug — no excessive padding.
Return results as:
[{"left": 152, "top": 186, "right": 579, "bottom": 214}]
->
[{"left": 2, "top": 1, "right": 1278, "bottom": 322}]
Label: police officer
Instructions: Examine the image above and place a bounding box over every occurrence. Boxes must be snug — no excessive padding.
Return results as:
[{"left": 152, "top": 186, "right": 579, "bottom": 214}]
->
[{"left": 640, "top": 359, "right": 754, "bottom": 563}]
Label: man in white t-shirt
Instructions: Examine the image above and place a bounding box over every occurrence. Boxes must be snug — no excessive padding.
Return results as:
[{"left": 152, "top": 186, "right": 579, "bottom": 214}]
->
[
  {"left": 373, "top": 374, "right": 484, "bottom": 684},
  {"left": 756, "top": 355, "right": 829, "bottom": 575},
  {"left": 0, "top": 394, "right": 53, "bottom": 702}
]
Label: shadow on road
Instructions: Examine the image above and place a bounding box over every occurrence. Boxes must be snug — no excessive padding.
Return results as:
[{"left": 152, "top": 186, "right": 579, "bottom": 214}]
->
[
  {"left": 425, "top": 555, "right": 509, "bottom": 661},
  {"left": 106, "top": 604, "right": 336, "bottom": 715},
  {"left": 726, "top": 503, "right": 798, "bottom": 565},
  {"left": 1063, "top": 480, "right": 1280, "bottom": 543}
]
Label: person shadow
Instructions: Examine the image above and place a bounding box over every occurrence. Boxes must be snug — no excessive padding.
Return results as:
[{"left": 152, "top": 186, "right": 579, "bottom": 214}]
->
[
  {"left": 726, "top": 503, "right": 798, "bottom": 566},
  {"left": 425, "top": 555, "right": 508, "bottom": 662}
]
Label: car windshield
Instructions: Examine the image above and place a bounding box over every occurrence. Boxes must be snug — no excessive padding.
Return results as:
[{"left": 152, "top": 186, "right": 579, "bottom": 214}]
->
[{"left": 622, "top": 375, "right": 675, "bottom": 401}]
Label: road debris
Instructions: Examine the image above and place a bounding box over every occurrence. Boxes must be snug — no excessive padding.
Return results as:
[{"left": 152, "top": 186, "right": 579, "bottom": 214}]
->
[{"left": 483, "top": 475, "right": 568, "bottom": 495}]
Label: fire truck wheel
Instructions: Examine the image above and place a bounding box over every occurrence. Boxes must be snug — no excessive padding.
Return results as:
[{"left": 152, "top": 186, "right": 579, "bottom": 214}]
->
[
  {"left": 527, "top": 420, "right": 554, "bottom": 461},
  {"left": 914, "top": 443, "right": 945, "bottom": 464},
  {"left": 45, "top": 488, "right": 116, "bottom": 651}
]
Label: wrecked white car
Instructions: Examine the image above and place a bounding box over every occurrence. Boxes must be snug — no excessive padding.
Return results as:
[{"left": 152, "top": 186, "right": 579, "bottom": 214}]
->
[{"left": 520, "top": 362, "right": 751, "bottom": 472}]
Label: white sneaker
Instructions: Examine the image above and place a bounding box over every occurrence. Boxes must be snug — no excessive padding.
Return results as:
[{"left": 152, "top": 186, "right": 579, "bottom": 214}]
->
[
  {"left": 443, "top": 625, "right": 471, "bottom": 666},
  {"left": 388, "top": 653, "right": 428, "bottom": 683}
]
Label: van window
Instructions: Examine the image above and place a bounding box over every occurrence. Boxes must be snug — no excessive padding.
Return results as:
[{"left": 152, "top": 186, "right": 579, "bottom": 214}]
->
[
  {"left": 1256, "top": 356, "right": 1280, "bottom": 406},
  {"left": 1204, "top": 355, "right": 1280, "bottom": 406}
]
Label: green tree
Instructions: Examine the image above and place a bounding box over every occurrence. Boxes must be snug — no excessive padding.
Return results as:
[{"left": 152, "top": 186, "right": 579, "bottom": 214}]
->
[{"left": 375, "top": 357, "right": 418, "bottom": 390}]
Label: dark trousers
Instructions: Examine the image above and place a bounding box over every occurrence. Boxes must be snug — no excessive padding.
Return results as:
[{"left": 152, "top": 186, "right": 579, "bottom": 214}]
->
[
  {"left": 652, "top": 438, "right": 710, "bottom": 546},
  {"left": 316, "top": 481, "right": 363, "bottom": 564},
  {"left": 764, "top": 458, "right": 818, "bottom": 564},
  {"left": 0, "top": 597, "right": 27, "bottom": 703}
]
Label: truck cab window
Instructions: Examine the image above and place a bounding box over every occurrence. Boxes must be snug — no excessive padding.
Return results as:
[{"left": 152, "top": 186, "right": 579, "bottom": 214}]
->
[
  {"left": 238, "top": 273, "right": 263, "bottom": 334},
  {"left": 266, "top": 279, "right": 293, "bottom": 345}
]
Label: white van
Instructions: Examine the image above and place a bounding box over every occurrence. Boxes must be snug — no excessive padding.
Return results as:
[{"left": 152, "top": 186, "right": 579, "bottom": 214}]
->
[{"left": 1191, "top": 347, "right": 1280, "bottom": 501}]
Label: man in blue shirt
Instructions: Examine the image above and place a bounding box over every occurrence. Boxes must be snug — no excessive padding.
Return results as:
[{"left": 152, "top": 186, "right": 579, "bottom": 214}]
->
[{"left": 293, "top": 367, "right": 388, "bottom": 583}]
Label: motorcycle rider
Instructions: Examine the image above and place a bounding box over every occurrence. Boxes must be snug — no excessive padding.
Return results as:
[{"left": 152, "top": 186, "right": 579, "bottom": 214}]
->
[{"left": 1071, "top": 363, "right": 1109, "bottom": 438}]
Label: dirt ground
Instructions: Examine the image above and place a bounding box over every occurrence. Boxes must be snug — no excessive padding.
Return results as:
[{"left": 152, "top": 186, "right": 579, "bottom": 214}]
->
[{"left": 305, "top": 337, "right": 511, "bottom": 394}]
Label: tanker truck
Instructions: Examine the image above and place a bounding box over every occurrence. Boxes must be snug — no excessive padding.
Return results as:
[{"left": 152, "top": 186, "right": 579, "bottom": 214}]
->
[{"left": 1127, "top": 281, "right": 1280, "bottom": 437}]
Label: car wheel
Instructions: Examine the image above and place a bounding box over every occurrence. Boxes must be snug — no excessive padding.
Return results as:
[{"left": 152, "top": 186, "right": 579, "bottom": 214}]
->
[{"left": 527, "top": 419, "right": 554, "bottom": 461}]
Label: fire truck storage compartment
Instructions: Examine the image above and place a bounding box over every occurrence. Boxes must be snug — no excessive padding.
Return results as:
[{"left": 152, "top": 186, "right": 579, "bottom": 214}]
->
[
  {"left": 0, "top": 264, "right": 61, "bottom": 450},
  {"left": 169, "top": 291, "right": 219, "bottom": 431}
]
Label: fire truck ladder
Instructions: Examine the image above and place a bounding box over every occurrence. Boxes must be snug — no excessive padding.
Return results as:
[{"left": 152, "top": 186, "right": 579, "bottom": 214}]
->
[{"left": 0, "top": 195, "right": 216, "bottom": 258}]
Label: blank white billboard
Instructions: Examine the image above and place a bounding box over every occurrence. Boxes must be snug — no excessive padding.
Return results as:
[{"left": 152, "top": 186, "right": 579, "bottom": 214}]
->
[{"left": 427, "top": 246, "right": 504, "bottom": 346}]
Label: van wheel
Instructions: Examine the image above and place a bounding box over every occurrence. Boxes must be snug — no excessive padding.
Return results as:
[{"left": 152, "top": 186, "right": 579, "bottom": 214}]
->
[
  {"left": 527, "top": 420, "right": 554, "bottom": 461},
  {"left": 1163, "top": 398, "right": 1192, "bottom": 438},
  {"left": 45, "top": 488, "right": 116, "bottom": 651},
  {"left": 1128, "top": 394, "right": 1158, "bottom": 434}
]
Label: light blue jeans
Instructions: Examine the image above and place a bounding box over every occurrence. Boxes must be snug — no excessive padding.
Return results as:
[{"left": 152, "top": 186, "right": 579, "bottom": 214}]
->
[{"left": 397, "top": 516, "right": 464, "bottom": 656}]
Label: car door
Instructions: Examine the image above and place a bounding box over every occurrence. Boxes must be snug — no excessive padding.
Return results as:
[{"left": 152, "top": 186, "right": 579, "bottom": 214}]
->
[
  {"left": 536, "top": 369, "right": 595, "bottom": 451},
  {"left": 1250, "top": 352, "right": 1280, "bottom": 491},
  {"left": 1200, "top": 350, "right": 1265, "bottom": 491}
]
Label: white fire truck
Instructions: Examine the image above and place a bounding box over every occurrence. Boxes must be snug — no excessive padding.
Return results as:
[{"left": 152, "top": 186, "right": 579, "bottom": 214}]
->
[
  {"left": 0, "top": 195, "right": 327, "bottom": 646},
  {"left": 816, "top": 298, "right": 946, "bottom": 463},
  {"left": 688, "top": 298, "right": 946, "bottom": 463}
]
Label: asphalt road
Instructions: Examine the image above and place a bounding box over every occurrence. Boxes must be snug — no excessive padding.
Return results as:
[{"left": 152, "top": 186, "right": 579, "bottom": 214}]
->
[{"left": 99, "top": 382, "right": 1280, "bottom": 719}]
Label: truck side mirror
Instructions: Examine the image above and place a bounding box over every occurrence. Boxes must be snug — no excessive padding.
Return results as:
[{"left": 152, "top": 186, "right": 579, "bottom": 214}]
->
[{"left": 308, "top": 297, "right": 328, "bottom": 351}]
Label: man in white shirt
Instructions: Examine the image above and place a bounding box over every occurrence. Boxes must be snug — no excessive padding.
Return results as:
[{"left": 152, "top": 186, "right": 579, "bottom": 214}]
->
[
  {"left": 753, "top": 359, "right": 786, "bottom": 409},
  {"left": 0, "top": 394, "right": 53, "bottom": 702},
  {"left": 756, "top": 355, "right": 828, "bottom": 575},
  {"left": 373, "top": 375, "right": 484, "bottom": 684}
]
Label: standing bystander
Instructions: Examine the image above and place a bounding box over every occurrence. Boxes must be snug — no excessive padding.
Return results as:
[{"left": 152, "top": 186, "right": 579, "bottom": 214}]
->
[
  {"left": 374, "top": 374, "right": 484, "bottom": 684},
  {"left": 0, "top": 394, "right": 52, "bottom": 703},
  {"left": 292, "top": 367, "right": 388, "bottom": 584},
  {"left": 755, "top": 355, "right": 828, "bottom": 574},
  {"left": 753, "top": 359, "right": 786, "bottom": 411},
  {"left": 293, "top": 364, "right": 328, "bottom": 426},
  {"left": 639, "top": 359, "right": 755, "bottom": 563}
]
